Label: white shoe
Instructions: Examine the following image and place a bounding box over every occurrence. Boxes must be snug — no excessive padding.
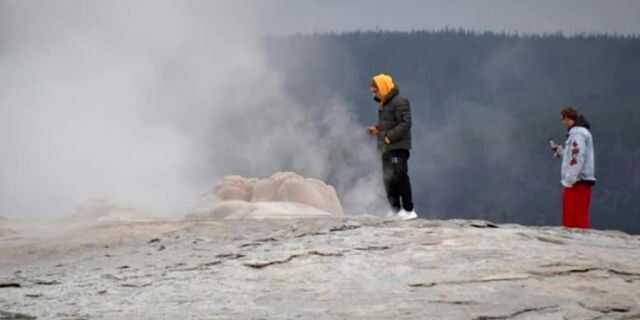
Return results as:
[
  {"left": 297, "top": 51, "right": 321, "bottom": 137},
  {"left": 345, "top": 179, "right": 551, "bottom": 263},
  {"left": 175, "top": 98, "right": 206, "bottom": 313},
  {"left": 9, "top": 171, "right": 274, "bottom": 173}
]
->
[{"left": 398, "top": 209, "right": 418, "bottom": 221}]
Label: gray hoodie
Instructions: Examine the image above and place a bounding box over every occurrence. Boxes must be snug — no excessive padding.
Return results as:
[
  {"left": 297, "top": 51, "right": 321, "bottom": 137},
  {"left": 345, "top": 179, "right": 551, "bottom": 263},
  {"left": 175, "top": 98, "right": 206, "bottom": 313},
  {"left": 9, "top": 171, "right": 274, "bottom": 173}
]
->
[{"left": 558, "top": 126, "right": 596, "bottom": 187}]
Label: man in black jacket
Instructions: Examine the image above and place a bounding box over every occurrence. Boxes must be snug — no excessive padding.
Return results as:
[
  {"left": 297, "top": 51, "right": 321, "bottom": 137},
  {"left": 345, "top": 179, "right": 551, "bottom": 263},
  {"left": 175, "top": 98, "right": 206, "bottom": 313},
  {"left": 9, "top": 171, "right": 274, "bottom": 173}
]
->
[{"left": 367, "top": 73, "right": 417, "bottom": 220}]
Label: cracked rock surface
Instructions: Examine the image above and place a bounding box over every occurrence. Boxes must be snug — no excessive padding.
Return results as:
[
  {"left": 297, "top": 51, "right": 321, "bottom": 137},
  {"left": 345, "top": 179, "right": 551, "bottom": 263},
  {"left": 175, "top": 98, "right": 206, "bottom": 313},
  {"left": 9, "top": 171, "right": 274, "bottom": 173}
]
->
[{"left": 1, "top": 217, "right": 639, "bottom": 319}]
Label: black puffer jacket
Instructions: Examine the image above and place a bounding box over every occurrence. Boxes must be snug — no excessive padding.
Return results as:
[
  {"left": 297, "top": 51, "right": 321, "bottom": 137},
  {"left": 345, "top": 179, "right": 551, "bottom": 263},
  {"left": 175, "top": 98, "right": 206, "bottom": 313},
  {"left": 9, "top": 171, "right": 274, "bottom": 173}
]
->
[{"left": 377, "top": 87, "right": 412, "bottom": 153}]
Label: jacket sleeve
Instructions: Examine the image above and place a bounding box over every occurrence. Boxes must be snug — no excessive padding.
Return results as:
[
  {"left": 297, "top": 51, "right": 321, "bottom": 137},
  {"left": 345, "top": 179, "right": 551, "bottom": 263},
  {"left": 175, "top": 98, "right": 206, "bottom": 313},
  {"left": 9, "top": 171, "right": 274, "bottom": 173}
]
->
[
  {"left": 562, "top": 133, "right": 586, "bottom": 186},
  {"left": 385, "top": 102, "right": 411, "bottom": 142}
]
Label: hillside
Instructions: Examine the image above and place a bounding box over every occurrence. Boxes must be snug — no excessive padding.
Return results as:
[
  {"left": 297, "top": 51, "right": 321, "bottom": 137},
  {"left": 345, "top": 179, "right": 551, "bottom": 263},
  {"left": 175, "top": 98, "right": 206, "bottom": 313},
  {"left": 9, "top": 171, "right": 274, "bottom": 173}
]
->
[{"left": 264, "top": 31, "right": 640, "bottom": 234}]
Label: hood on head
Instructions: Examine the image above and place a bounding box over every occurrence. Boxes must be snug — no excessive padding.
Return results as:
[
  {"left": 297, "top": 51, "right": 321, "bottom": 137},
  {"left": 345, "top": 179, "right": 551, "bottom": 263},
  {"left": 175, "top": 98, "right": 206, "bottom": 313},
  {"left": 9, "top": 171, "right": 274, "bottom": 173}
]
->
[
  {"left": 371, "top": 74, "right": 396, "bottom": 103},
  {"left": 575, "top": 114, "right": 591, "bottom": 130}
]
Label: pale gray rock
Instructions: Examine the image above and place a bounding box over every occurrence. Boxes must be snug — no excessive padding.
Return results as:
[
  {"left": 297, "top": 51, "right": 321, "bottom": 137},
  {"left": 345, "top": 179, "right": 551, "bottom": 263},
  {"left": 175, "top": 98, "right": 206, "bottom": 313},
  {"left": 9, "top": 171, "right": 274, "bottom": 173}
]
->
[
  {"left": 189, "top": 200, "right": 337, "bottom": 220},
  {"left": 60, "top": 197, "right": 158, "bottom": 226},
  {"left": 0, "top": 310, "right": 36, "bottom": 319},
  {"left": 1, "top": 216, "right": 638, "bottom": 319},
  {"left": 0, "top": 217, "right": 16, "bottom": 238}
]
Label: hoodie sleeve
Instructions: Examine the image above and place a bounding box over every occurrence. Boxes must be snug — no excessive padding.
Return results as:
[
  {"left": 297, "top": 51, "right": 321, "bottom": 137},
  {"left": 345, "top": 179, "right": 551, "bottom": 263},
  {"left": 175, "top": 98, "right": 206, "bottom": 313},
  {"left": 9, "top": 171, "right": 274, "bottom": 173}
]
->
[
  {"left": 385, "top": 102, "right": 411, "bottom": 143},
  {"left": 562, "top": 133, "right": 586, "bottom": 187}
]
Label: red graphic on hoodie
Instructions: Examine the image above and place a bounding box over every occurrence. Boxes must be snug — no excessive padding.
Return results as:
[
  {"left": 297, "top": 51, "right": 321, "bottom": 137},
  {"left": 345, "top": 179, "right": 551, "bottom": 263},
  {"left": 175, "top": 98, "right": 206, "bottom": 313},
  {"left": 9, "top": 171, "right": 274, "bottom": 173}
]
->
[{"left": 569, "top": 140, "right": 580, "bottom": 165}]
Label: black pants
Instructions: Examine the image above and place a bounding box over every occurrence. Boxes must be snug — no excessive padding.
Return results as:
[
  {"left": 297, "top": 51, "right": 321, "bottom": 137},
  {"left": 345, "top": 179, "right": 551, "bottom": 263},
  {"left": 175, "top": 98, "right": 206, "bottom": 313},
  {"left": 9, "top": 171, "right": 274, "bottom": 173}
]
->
[{"left": 382, "top": 149, "right": 414, "bottom": 212}]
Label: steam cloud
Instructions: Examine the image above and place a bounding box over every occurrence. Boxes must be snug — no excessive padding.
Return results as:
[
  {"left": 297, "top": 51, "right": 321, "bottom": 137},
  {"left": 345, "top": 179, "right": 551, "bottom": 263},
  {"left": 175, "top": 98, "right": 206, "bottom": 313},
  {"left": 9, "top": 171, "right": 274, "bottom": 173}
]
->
[{"left": 0, "top": 1, "right": 384, "bottom": 219}]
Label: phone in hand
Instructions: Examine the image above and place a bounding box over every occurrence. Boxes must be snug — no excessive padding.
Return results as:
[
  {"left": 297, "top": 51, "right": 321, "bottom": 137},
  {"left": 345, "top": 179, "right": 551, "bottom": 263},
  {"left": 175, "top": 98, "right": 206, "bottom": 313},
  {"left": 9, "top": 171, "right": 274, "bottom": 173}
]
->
[{"left": 548, "top": 138, "right": 561, "bottom": 158}]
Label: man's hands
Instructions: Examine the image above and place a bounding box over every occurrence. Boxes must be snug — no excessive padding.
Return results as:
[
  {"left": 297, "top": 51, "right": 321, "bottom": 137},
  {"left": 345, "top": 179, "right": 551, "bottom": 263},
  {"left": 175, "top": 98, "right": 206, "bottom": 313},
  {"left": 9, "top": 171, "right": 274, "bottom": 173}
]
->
[{"left": 368, "top": 126, "right": 391, "bottom": 144}]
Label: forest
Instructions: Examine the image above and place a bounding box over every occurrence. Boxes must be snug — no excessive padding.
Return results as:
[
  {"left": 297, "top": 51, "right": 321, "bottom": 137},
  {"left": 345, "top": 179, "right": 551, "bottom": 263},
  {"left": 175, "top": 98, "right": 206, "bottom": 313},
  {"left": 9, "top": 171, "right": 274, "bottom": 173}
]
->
[{"left": 263, "top": 30, "right": 640, "bottom": 233}]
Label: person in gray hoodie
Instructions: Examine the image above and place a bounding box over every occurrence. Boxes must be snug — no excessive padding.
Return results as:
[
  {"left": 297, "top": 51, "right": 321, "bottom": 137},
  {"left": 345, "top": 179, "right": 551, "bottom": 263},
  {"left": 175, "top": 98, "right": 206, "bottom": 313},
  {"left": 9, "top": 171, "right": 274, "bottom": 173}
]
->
[{"left": 550, "top": 107, "right": 596, "bottom": 228}]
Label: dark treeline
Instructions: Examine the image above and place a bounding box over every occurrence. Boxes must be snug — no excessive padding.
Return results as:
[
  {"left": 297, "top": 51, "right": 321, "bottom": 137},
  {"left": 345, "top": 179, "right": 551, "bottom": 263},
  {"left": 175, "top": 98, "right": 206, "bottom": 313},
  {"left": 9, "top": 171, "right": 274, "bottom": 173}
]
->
[{"left": 263, "top": 30, "right": 640, "bottom": 234}]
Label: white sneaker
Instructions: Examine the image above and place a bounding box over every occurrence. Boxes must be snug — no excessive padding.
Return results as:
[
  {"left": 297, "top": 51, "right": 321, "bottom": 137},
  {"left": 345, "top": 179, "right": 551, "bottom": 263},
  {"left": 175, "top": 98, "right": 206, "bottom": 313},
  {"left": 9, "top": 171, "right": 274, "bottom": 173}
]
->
[{"left": 398, "top": 209, "right": 418, "bottom": 221}]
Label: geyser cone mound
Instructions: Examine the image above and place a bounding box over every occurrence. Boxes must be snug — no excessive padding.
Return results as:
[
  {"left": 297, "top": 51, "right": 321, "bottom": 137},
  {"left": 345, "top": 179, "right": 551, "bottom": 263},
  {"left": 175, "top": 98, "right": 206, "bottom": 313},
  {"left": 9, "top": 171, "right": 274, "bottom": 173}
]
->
[{"left": 189, "top": 172, "right": 344, "bottom": 220}]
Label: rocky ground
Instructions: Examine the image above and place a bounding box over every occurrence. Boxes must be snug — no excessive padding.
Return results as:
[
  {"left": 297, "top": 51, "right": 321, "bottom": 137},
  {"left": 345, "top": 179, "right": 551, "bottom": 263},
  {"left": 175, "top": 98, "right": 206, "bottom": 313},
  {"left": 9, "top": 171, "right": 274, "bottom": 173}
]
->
[{"left": 1, "top": 216, "right": 639, "bottom": 320}]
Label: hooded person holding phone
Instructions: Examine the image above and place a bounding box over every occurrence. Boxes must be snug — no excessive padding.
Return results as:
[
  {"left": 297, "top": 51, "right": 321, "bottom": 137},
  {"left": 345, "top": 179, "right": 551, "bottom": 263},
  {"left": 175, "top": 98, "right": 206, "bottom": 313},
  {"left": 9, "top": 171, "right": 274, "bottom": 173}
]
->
[{"left": 367, "top": 74, "right": 418, "bottom": 220}]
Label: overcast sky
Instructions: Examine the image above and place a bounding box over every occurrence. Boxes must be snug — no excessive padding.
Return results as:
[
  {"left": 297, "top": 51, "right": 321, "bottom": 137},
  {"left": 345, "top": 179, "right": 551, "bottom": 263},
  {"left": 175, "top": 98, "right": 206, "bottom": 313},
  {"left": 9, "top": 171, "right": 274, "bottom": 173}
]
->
[{"left": 254, "top": 0, "right": 640, "bottom": 35}]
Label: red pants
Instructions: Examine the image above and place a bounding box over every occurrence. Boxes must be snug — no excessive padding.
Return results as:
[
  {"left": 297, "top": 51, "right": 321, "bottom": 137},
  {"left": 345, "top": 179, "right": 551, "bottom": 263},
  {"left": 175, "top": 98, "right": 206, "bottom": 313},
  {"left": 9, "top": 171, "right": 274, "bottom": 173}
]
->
[{"left": 562, "top": 183, "right": 592, "bottom": 229}]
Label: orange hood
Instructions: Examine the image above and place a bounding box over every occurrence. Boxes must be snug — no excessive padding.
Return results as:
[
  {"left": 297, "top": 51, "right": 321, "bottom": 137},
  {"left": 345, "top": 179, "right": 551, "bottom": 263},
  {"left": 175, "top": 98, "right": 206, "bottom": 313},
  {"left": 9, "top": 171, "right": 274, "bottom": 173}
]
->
[{"left": 371, "top": 74, "right": 396, "bottom": 104}]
